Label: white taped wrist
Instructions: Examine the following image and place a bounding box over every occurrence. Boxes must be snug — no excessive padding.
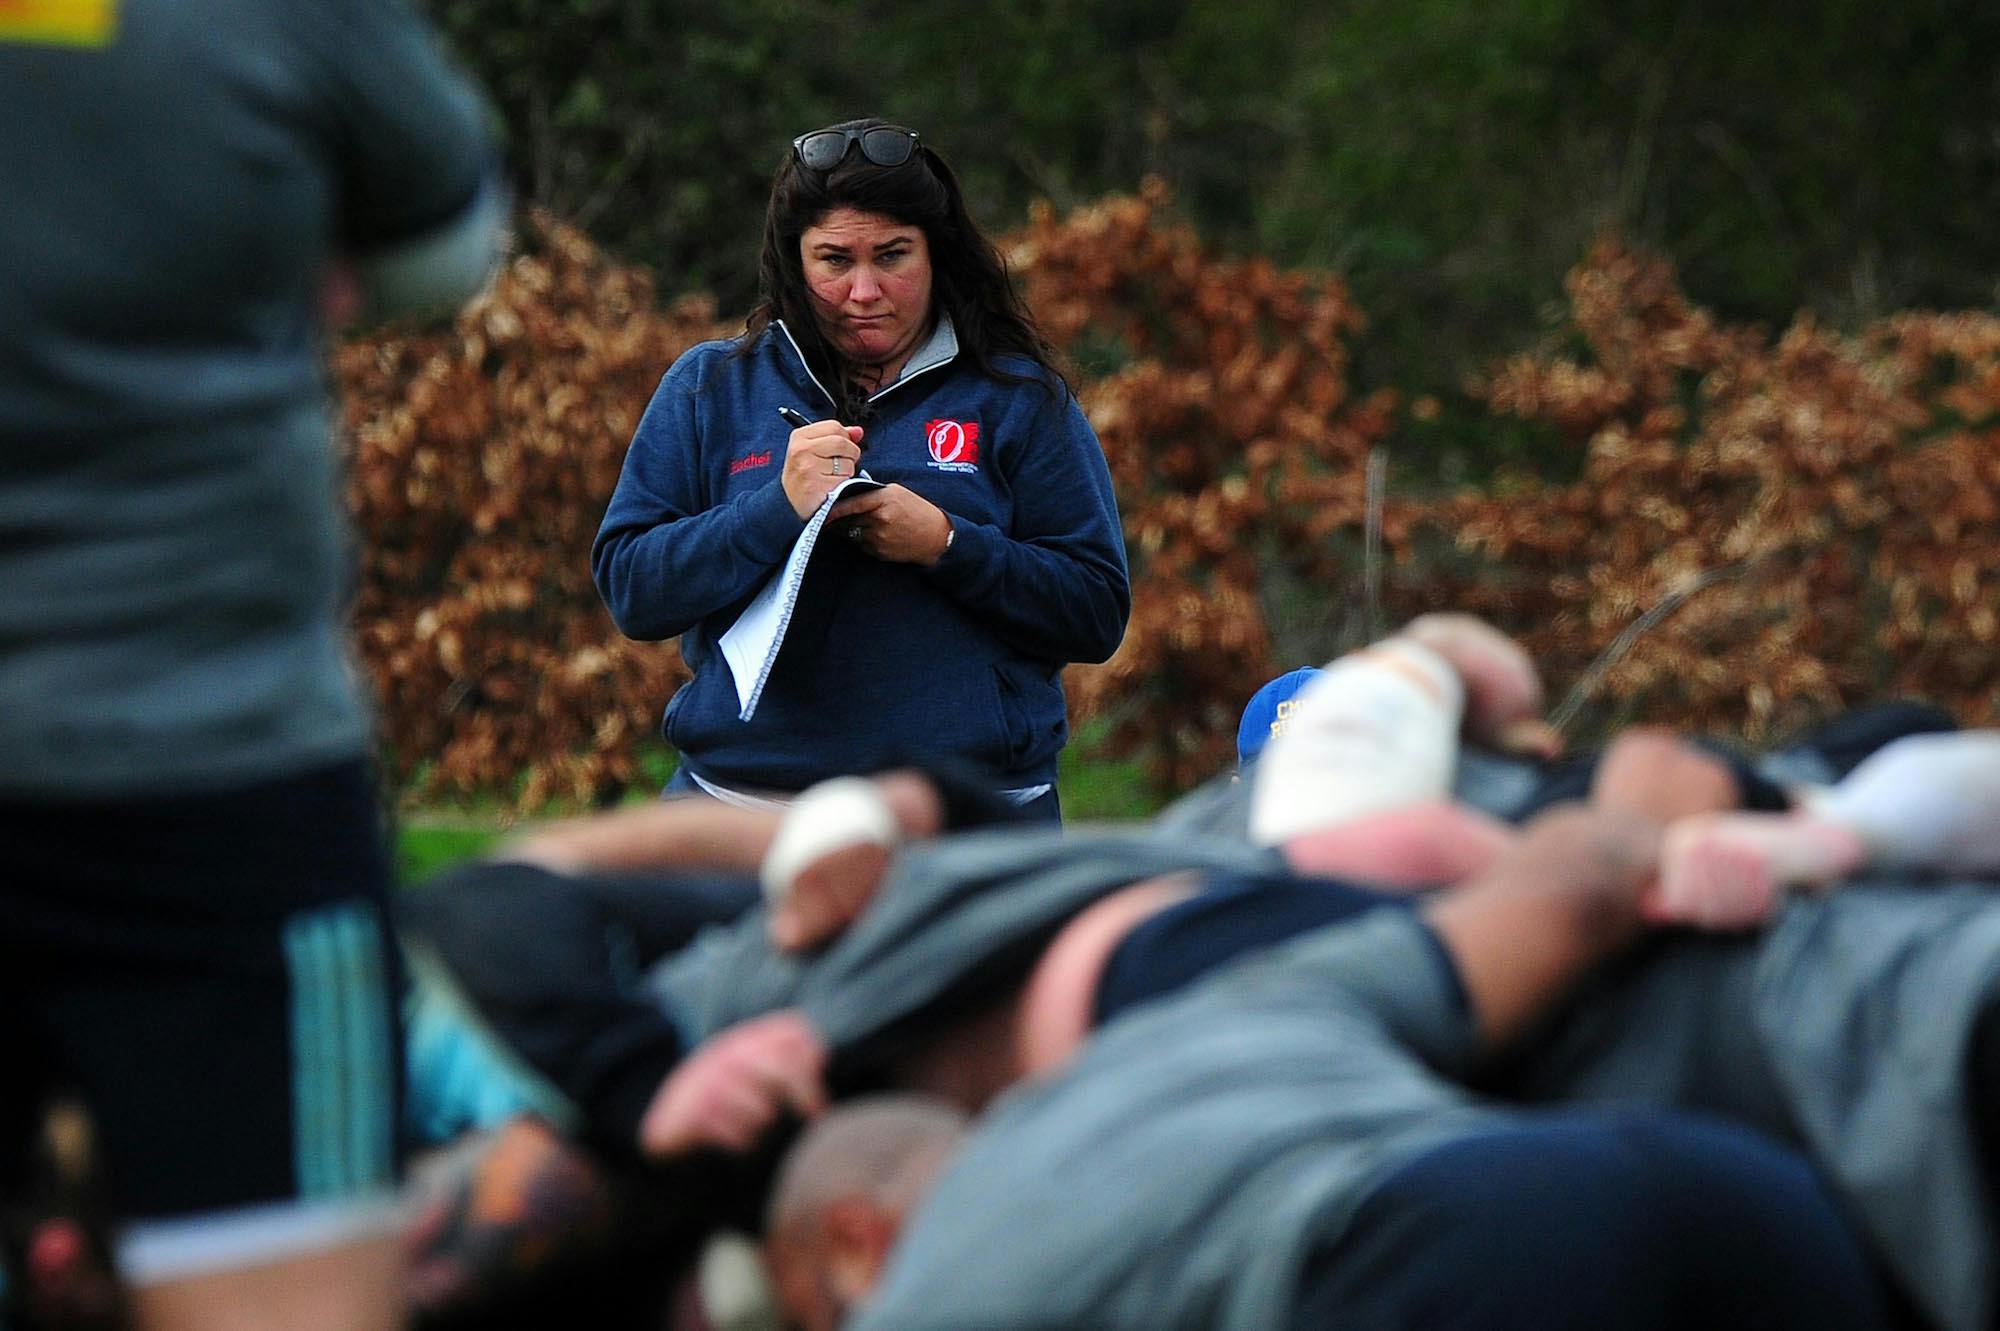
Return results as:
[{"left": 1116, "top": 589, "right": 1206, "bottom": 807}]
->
[{"left": 760, "top": 777, "right": 901, "bottom": 903}]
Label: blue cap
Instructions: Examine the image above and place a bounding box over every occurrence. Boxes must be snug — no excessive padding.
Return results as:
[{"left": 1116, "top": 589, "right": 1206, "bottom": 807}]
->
[{"left": 1237, "top": 667, "right": 1322, "bottom": 767}]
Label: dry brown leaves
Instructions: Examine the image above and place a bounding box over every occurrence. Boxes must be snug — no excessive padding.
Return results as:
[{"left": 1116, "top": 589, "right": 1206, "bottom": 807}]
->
[
  {"left": 1445, "top": 240, "right": 2000, "bottom": 743},
  {"left": 1016, "top": 182, "right": 1397, "bottom": 785},
  {"left": 339, "top": 212, "right": 729, "bottom": 804}
]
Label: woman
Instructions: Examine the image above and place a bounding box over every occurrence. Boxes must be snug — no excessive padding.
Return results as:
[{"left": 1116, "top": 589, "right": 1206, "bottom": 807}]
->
[{"left": 594, "top": 119, "right": 1129, "bottom": 819}]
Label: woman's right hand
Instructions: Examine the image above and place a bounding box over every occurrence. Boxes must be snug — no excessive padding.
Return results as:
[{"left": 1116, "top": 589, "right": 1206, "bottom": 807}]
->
[{"left": 782, "top": 420, "right": 866, "bottom": 519}]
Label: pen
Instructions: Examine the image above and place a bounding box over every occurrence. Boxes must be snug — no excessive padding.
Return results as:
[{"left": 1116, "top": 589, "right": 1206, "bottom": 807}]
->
[{"left": 780, "top": 405, "right": 864, "bottom": 467}]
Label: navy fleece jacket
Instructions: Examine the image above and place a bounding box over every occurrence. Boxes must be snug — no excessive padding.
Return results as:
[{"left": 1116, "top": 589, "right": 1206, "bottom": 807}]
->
[{"left": 593, "top": 323, "right": 1129, "bottom": 793}]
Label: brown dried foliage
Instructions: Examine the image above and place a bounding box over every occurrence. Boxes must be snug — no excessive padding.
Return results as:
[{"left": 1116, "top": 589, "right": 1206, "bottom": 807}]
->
[
  {"left": 338, "top": 215, "right": 727, "bottom": 805},
  {"left": 340, "top": 210, "right": 2000, "bottom": 806},
  {"left": 1014, "top": 181, "right": 1398, "bottom": 786},
  {"left": 1443, "top": 240, "right": 2000, "bottom": 743}
]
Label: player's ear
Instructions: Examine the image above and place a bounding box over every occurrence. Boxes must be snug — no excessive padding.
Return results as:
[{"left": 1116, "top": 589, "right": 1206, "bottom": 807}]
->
[{"left": 822, "top": 1195, "right": 898, "bottom": 1306}]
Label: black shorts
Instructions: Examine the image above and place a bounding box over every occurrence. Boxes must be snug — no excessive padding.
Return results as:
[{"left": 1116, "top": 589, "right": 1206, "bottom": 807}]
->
[
  {"left": 0, "top": 761, "right": 402, "bottom": 1226},
  {"left": 1292, "top": 1109, "right": 1896, "bottom": 1331}
]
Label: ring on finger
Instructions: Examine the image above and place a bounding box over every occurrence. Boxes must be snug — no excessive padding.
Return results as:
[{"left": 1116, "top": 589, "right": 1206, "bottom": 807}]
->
[{"left": 828, "top": 457, "right": 845, "bottom": 477}]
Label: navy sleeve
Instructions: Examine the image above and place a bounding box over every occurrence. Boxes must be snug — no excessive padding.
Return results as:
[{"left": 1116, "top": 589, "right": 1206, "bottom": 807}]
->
[
  {"left": 923, "top": 387, "right": 1131, "bottom": 663},
  {"left": 592, "top": 353, "right": 806, "bottom": 642}
]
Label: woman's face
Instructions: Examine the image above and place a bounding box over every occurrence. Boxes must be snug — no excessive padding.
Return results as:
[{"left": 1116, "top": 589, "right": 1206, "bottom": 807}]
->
[{"left": 799, "top": 207, "right": 934, "bottom": 372}]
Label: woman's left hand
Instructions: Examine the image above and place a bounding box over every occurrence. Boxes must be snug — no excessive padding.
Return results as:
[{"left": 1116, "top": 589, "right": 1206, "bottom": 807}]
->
[{"left": 830, "top": 484, "right": 954, "bottom": 566}]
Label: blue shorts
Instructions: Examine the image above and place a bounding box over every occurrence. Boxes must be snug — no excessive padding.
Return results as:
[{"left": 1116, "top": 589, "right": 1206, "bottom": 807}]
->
[{"left": 0, "top": 761, "right": 402, "bottom": 1236}]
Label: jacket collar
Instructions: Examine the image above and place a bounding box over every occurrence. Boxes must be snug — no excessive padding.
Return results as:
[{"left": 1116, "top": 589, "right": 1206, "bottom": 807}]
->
[
  {"left": 774, "top": 314, "right": 959, "bottom": 411},
  {"left": 893, "top": 315, "right": 960, "bottom": 389}
]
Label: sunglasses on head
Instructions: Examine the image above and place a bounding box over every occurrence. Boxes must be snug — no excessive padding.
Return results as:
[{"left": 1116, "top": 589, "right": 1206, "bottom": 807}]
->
[{"left": 792, "top": 125, "right": 921, "bottom": 173}]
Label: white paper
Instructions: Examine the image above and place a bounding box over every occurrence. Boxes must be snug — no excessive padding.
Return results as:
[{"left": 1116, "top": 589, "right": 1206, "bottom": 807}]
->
[{"left": 719, "top": 474, "right": 883, "bottom": 720}]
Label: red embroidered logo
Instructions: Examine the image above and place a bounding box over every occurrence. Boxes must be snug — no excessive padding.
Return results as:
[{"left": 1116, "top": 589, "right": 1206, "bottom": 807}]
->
[
  {"left": 924, "top": 420, "right": 980, "bottom": 472},
  {"left": 730, "top": 450, "right": 773, "bottom": 475}
]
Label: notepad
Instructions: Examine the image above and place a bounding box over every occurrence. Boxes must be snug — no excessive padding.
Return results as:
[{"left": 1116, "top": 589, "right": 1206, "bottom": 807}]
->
[{"left": 719, "top": 475, "right": 884, "bottom": 721}]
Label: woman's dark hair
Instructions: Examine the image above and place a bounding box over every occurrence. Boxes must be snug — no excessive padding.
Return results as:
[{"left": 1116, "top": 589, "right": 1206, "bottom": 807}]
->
[{"left": 741, "top": 118, "right": 1069, "bottom": 422}]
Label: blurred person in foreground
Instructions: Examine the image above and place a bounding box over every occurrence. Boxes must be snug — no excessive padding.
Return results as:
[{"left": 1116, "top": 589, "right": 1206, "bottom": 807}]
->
[
  {"left": 594, "top": 118, "right": 1129, "bottom": 821},
  {"left": 0, "top": 1, "right": 504, "bottom": 1327}
]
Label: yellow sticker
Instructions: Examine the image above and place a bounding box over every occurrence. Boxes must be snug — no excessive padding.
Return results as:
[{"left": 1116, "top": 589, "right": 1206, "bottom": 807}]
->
[{"left": 0, "top": 0, "right": 120, "bottom": 48}]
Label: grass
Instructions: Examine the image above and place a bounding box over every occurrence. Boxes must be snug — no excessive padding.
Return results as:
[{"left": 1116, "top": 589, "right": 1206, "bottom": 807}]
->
[
  {"left": 1055, "top": 735, "right": 1159, "bottom": 821},
  {"left": 395, "top": 819, "right": 508, "bottom": 884},
  {"left": 394, "top": 728, "right": 1167, "bottom": 885}
]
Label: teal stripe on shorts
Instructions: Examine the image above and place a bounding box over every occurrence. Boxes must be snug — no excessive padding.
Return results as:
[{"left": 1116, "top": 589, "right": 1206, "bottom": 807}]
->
[{"left": 284, "top": 903, "right": 394, "bottom": 1198}]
